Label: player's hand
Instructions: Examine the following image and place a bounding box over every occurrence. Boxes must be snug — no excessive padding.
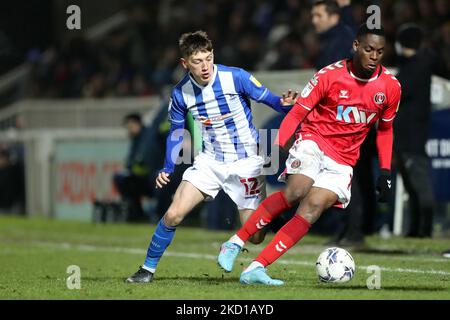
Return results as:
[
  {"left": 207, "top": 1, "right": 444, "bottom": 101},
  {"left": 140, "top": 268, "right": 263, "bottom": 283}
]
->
[
  {"left": 280, "top": 89, "right": 299, "bottom": 107},
  {"left": 376, "top": 169, "right": 392, "bottom": 202},
  {"left": 156, "top": 171, "right": 171, "bottom": 189}
]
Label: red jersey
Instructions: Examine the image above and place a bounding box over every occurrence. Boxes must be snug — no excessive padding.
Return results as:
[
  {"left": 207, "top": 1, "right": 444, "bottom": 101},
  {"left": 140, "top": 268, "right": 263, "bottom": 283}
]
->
[{"left": 280, "top": 59, "right": 401, "bottom": 166}]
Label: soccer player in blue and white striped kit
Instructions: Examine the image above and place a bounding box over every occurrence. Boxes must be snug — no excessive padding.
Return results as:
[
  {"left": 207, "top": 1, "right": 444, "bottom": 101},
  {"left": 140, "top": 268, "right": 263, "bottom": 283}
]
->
[{"left": 126, "top": 30, "right": 297, "bottom": 283}]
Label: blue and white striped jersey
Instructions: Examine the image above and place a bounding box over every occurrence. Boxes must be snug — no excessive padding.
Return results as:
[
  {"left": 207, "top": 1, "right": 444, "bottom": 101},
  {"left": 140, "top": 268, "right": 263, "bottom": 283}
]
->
[{"left": 168, "top": 64, "right": 281, "bottom": 163}]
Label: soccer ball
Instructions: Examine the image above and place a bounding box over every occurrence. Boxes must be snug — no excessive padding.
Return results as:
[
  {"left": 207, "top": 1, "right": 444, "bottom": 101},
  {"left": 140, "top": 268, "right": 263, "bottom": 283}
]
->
[{"left": 316, "top": 247, "right": 355, "bottom": 283}]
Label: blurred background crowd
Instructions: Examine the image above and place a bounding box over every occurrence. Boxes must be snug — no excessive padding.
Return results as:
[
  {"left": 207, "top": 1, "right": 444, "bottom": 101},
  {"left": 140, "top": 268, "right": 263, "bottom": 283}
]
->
[{"left": 0, "top": 0, "right": 448, "bottom": 99}]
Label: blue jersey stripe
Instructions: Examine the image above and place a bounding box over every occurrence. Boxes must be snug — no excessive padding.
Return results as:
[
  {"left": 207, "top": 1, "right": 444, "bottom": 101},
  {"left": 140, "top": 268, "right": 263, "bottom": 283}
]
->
[
  {"left": 213, "top": 75, "right": 248, "bottom": 160},
  {"left": 191, "top": 83, "right": 225, "bottom": 162},
  {"left": 243, "top": 101, "right": 259, "bottom": 146}
]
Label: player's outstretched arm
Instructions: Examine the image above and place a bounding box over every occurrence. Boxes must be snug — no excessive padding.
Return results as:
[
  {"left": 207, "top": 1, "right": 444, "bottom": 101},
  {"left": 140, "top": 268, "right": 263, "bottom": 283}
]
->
[
  {"left": 375, "top": 119, "right": 394, "bottom": 202},
  {"left": 156, "top": 121, "right": 185, "bottom": 189},
  {"left": 237, "top": 68, "right": 296, "bottom": 114}
]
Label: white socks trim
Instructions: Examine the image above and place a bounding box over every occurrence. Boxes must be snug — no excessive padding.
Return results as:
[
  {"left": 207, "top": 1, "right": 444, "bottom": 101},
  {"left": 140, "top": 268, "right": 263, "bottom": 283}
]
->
[
  {"left": 244, "top": 261, "right": 264, "bottom": 273},
  {"left": 142, "top": 265, "right": 156, "bottom": 273},
  {"left": 229, "top": 234, "right": 245, "bottom": 248}
]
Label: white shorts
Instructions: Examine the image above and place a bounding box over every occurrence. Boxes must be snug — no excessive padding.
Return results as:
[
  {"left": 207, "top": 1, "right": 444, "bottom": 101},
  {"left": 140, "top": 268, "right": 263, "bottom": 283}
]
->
[
  {"left": 278, "top": 139, "right": 353, "bottom": 208},
  {"left": 182, "top": 153, "right": 267, "bottom": 210}
]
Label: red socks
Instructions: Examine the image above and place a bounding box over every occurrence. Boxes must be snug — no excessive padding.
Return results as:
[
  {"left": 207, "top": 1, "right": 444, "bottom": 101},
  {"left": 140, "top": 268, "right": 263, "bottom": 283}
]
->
[
  {"left": 255, "top": 214, "right": 311, "bottom": 267},
  {"left": 237, "top": 191, "right": 292, "bottom": 242}
]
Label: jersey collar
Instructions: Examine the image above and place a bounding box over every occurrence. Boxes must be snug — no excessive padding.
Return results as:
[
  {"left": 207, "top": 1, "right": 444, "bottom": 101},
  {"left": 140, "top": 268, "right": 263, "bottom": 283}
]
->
[{"left": 346, "top": 60, "right": 382, "bottom": 82}]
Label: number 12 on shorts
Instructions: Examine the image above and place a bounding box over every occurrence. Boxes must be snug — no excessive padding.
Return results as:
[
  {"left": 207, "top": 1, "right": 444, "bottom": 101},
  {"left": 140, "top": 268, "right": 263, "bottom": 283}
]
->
[{"left": 240, "top": 177, "right": 260, "bottom": 196}]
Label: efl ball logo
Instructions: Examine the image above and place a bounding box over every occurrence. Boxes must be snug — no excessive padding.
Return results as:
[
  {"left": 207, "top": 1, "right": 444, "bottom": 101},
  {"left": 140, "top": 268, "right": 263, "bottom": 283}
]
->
[{"left": 373, "top": 92, "right": 386, "bottom": 105}]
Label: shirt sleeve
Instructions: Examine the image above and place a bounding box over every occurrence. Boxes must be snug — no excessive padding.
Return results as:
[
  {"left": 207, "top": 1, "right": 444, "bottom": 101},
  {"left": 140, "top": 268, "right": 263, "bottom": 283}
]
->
[
  {"left": 236, "top": 68, "right": 284, "bottom": 110},
  {"left": 376, "top": 80, "right": 402, "bottom": 171},
  {"left": 296, "top": 71, "right": 328, "bottom": 111},
  {"left": 380, "top": 80, "right": 401, "bottom": 123},
  {"left": 161, "top": 121, "right": 185, "bottom": 174},
  {"left": 276, "top": 72, "right": 327, "bottom": 147},
  {"left": 162, "top": 91, "right": 187, "bottom": 173},
  {"left": 168, "top": 91, "right": 187, "bottom": 125}
]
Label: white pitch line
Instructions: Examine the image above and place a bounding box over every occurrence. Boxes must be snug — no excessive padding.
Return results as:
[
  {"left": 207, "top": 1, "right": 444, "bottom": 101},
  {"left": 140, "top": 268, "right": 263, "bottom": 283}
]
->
[{"left": 29, "top": 241, "right": 450, "bottom": 276}]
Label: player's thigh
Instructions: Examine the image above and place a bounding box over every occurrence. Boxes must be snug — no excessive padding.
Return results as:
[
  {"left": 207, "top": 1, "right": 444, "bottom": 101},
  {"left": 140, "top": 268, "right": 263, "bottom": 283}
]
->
[
  {"left": 312, "top": 156, "right": 353, "bottom": 209},
  {"left": 279, "top": 139, "right": 323, "bottom": 202},
  {"left": 284, "top": 173, "right": 315, "bottom": 204},
  {"left": 166, "top": 181, "right": 207, "bottom": 220},
  {"left": 224, "top": 155, "right": 266, "bottom": 211},
  {"left": 182, "top": 154, "right": 223, "bottom": 200},
  {"left": 296, "top": 187, "right": 338, "bottom": 224}
]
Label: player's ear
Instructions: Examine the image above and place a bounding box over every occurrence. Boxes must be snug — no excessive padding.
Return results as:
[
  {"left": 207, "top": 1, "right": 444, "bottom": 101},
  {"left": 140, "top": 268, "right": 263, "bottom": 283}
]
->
[
  {"left": 180, "top": 58, "right": 188, "bottom": 69},
  {"left": 352, "top": 40, "right": 359, "bottom": 53}
]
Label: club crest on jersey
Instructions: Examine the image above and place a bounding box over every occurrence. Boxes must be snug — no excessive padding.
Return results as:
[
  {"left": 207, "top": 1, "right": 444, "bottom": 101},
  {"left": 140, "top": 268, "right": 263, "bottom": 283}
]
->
[
  {"left": 291, "top": 159, "right": 301, "bottom": 169},
  {"left": 374, "top": 92, "right": 386, "bottom": 105}
]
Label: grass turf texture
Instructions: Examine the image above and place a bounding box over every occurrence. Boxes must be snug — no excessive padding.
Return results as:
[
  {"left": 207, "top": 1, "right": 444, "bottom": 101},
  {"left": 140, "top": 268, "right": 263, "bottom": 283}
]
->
[{"left": 0, "top": 216, "right": 449, "bottom": 299}]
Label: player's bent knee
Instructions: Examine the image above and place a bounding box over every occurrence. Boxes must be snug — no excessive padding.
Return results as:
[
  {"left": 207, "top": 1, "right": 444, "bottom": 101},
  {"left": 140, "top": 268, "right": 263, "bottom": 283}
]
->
[
  {"left": 164, "top": 209, "right": 184, "bottom": 227},
  {"left": 283, "top": 188, "right": 304, "bottom": 205}
]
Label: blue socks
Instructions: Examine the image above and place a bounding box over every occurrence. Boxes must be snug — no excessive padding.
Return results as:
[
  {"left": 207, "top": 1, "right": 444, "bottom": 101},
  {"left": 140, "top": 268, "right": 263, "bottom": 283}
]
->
[{"left": 143, "top": 218, "right": 176, "bottom": 273}]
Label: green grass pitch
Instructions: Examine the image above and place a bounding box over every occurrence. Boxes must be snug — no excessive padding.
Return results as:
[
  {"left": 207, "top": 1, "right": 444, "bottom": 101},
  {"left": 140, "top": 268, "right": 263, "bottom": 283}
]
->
[{"left": 0, "top": 216, "right": 449, "bottom": 300}]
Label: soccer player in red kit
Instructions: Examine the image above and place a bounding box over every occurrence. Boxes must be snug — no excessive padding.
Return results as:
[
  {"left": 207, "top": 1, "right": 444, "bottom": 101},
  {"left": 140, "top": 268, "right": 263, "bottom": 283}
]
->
[{"left": 217, "top": 24, "right": 401, "bottom": 285}]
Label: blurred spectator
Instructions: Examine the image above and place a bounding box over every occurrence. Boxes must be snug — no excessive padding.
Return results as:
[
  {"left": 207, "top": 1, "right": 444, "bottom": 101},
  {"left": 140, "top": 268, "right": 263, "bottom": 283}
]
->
[
  {"left": 16, "top": 0, "right": 448, "bottom": 101},
  {"left": 0, "top": 148, "right": 25, "bottom": 214},
  {"left": 394, "top": 23, "right": 450, "bottom": 238},
  {"left": 311, "top": 0, "right": 356, "bottom": 70},
  {"left": 113, "top": 113, "right": 155, "bottom": 222}
]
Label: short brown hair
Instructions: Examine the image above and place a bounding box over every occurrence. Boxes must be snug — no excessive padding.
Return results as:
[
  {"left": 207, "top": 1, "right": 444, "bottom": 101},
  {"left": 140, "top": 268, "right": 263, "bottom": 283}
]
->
[{"left": 178, "top": 30, "right": 213, "bottom": 58}]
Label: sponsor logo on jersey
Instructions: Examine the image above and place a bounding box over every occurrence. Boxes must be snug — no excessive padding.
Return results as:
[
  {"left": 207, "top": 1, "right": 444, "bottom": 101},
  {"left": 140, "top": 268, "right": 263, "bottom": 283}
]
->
[
  {"left": 339, "top": 90, "right": 349, "bottom": 99},
  {"left": 374, "top": 92, "right": 386, "bottom": 105},
  {"left": 250, "top": 75, "right": 262, "bottom": 87},
  {"left": 336, "top": 105, "right": 377, "bottom": 124},
  {"left": 198, "top": 113, "right": 232, "bottom": 125}
]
